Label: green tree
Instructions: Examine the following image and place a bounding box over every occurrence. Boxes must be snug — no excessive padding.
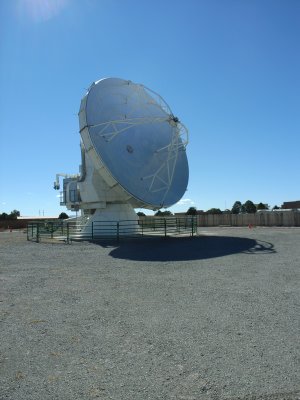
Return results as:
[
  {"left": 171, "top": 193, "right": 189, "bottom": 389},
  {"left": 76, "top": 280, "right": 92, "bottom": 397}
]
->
[
  {"left": 0, "top": 212, "right": 9, "bottom": 220},
  {"left": 206, "top": 208, "right": 222, "bottom": 214},
  {"left": 58, "top": 212, "right": 69, "bottom": 219},
  {"left": 154, "top": 210, "right": 172, "bottom": 216},
  {"left": 257, "top": 203, "right": 269, "bottom": 210},
  {"left": 137, "top": 211, "right": 146, "bottom": 217},
  {"left": 243, "top": 200, "right": 256, "bottom": 213},
  {"left": 231, "top": 201, "right": 242, "bottom": 214},
  {"left": 186, "top": 207, "right": 197, "bottom": 215},
  {"left": 272, "top": 205, "right": 280, "bottom": 210},
  {"left": 9, "top": 210, "right": 20, "bottom": 219}
]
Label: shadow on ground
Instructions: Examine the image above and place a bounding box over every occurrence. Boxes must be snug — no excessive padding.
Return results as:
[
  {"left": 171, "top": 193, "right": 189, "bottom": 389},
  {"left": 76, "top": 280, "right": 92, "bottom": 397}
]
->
[{"left": 96, "top": 235, "right": 275, "bottom": 261}]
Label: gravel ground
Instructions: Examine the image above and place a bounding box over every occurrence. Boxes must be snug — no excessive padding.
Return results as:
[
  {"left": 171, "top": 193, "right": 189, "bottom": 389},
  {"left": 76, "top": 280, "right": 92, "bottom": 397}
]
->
[{"left": 0, "top": 227, "right": 299, "bottom": 400}]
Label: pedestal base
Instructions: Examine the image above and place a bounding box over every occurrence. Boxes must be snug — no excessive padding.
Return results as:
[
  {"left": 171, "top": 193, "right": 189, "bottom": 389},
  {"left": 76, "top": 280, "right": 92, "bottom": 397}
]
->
[{"left": 80, "top": 204, "right": 138, "bottom": 237}]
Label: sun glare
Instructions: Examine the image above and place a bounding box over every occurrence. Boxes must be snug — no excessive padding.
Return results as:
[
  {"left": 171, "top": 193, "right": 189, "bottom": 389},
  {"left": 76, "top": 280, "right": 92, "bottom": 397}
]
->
[{"left": 17, "top": 0, "right": 69, "bottom": 22}]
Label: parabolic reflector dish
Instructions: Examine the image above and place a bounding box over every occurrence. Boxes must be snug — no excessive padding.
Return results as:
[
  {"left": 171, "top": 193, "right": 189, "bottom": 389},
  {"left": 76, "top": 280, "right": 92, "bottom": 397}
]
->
[{"left": 79, "top": 78, "right": 189, "bottom": 209}]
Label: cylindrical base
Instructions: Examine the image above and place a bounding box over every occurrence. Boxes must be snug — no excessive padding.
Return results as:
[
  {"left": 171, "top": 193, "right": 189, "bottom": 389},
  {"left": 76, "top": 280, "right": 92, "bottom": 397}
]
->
[{"left": 80, "top": 204, "right": 138, "bottom": 237}]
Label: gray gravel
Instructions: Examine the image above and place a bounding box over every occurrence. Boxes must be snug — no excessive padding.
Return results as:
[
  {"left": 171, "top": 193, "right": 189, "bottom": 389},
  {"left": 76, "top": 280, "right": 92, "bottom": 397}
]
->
[{"left": 0, "top": 227, "right": 299, "bottom": 400}]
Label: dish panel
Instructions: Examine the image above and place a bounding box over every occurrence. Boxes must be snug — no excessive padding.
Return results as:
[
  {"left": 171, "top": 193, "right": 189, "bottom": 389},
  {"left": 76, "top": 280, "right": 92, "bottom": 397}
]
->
[{"left": 82, "top": 78, "right": 189, "bottom": 208}]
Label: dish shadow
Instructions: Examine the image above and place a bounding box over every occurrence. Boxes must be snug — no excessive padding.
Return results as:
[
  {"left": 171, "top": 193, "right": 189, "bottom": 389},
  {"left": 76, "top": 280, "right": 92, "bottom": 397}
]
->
[{"left": 95, "top": 235, "right": 275, "bottom": 261}]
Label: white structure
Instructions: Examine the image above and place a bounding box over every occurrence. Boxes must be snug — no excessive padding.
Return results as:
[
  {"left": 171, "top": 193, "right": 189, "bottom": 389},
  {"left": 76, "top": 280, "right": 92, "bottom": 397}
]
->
[{"left": 54, "top": 78, "right": 189, "bottom": 235}]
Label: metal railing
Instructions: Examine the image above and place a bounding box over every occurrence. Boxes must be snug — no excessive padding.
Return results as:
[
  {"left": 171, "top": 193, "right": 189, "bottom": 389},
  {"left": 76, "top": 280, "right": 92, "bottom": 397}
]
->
[{"left": 27, "top": 217, "right": 197, "bottom": 243}]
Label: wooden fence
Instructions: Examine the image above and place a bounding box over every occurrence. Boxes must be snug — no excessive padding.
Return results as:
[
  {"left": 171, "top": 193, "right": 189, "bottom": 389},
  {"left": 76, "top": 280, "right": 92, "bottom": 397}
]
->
[{"left": 196, "top": 211, "right": 300, "bottom": 227}]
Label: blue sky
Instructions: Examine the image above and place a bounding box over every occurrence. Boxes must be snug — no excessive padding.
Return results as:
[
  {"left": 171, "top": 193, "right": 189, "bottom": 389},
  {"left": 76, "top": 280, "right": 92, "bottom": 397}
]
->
[{"left": 0, "top": 0, "right": 299, "bottom": 216}]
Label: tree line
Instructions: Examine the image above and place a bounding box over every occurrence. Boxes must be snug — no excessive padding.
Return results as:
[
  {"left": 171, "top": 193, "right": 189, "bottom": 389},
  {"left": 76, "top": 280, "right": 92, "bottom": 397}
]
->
[
  {"left": 0, "top": 210, "right": 20, "bottom": 220},
  {"left": 185, "top": 200, "right": 278, "bottom": 215},
  {"left": 1, "top": 202, "right": 279, "bottom": 220},
  {"left": 0, "top": 210, "right": 69, "bottom": 220},
  {"left": 137, "top": 200, "right": 279, "bottom": 217}
]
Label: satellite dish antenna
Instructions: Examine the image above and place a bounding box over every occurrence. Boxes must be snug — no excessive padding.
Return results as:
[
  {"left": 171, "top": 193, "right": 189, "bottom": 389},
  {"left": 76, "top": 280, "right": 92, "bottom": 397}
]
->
[{"left": 54, "top": 77, "right": 189, "bottom": 235}]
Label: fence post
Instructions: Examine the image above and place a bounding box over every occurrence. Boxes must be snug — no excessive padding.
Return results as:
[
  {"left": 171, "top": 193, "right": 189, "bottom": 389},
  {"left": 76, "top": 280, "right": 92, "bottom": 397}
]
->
[
  {"left": 67, "top": 223, "right": 69, "bottom": 244},
  {"left": 36, "top": 223, "right": 40, "bottom": 243},
  {"left": 164, "top": 218, "right": 167, "bottom": 237},
  {"left": 51, "top": 222, "right": 54, "bottom": 239},
  {"left": 117, "top": 222, "right": 120, "bottom": 242},
  {"left": 92, "top": 221, "right": 94, "bottom": 240}
]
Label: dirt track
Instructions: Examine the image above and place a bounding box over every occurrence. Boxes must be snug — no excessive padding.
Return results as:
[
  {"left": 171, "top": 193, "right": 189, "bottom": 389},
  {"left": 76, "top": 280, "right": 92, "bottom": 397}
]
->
[{"left": 1, "top": 227, "right": 299, "bottom": 399}]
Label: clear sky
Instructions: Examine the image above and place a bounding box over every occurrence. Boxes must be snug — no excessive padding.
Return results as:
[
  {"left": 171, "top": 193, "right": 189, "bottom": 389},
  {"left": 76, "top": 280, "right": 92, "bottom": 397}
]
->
[{"left": 0, "top": 0, "right": 299, "bottom": 217}]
